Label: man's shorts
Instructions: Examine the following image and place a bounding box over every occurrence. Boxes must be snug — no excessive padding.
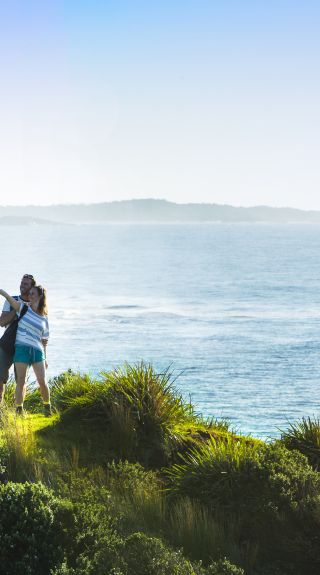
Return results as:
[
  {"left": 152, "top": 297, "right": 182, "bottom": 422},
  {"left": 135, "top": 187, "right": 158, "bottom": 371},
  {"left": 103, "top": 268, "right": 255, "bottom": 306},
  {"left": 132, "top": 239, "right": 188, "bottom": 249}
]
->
[
  {"left": 14, "top": 345, "right": 45, "bottom": 366},
  {"left": 0, "top": 347, "right": 13, "bottom": 383}
]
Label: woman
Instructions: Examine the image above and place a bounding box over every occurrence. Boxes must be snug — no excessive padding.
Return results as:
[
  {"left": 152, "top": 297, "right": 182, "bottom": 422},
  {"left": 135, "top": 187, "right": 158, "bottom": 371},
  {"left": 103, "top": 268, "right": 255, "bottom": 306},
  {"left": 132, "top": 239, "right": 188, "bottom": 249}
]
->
[{"left": 0, "top": 285, "right": 51, "bottom": 416}]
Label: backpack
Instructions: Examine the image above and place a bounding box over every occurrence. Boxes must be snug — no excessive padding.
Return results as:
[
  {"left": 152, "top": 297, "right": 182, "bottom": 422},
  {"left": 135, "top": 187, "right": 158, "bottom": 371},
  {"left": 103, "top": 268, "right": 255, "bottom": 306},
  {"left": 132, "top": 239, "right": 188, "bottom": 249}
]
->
[{"left": 0, "top": 304, "right": 29, "bottom": 356}]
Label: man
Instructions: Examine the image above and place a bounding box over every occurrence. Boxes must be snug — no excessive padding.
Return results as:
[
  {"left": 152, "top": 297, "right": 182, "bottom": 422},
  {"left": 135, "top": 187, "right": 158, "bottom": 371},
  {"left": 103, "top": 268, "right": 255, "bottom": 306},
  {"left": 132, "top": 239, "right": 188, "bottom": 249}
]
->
[{"left": 0, "top": 274, "right": 36, "bottom": 403}]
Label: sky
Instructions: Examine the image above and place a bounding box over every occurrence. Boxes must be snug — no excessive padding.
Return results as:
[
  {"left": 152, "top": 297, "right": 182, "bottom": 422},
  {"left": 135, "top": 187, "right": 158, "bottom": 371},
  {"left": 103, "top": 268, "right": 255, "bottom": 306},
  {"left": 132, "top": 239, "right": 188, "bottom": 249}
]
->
[{"left": 0, "top": 0, "right": 320, "bottom": 209}]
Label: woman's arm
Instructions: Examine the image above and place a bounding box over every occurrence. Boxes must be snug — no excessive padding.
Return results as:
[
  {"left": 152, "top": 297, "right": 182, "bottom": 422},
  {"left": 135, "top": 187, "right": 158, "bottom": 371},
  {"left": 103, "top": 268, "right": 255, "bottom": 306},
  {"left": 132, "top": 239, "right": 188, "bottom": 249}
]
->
[
  {"left": 0, "top": 290, "right": 21, "bottom": 312},
  {"left": 42, "top": 339, "right": 48, "bottom": 369}
]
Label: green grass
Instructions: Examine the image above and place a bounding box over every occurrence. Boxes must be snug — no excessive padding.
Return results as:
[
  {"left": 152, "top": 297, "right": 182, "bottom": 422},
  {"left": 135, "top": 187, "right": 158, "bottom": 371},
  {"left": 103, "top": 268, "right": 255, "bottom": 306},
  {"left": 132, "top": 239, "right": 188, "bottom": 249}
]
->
[{"left": 0, "top": 408, "right": 49, "bottom": 482}]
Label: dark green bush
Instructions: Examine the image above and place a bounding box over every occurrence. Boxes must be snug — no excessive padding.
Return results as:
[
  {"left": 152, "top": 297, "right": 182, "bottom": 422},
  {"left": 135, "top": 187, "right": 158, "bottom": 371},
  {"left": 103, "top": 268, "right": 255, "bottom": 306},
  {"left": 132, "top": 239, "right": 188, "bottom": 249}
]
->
[
  {"left": 118, "top": 532, "right": 202, "bottom": 575},
  {"left": 0, "top": 481, "right": 70, "bottom": 575},
  {"left": 166, "top": 440, "right": 320, "bottom": 573},
  {"left": 119, "top": 533, "right": 244, "bottom": 575},
  {"left": 49, "top": 370, "right": 94, "bottom": 411},
  {"left": 53, "top": 470, "right": 124, "bottom": 575},
  {"left": 106, "top": 460, "right": 160, "bottom": 496}
]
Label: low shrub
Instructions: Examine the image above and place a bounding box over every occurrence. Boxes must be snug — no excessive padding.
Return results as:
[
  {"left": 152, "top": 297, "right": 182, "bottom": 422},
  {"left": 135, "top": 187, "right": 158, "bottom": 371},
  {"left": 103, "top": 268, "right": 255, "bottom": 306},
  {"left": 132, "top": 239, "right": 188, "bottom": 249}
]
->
[
  {"left": 106, "top": 460, "right": 160, "bottom": 497},
  {"left": 116, "top": 532, "right": 204, "bottom": 575},
  {"left": 166, "top": 440, "right": 320, "bottom": 573},
  {"left": 119, "top": 533, "right": 244, "bottom": 575},
  {"left": 56, "top": 479, "right": 123, "bottom": 575},
  {"left": 49, "top": 370, "right": 94, "bottom": 412},
  {"left": 0, "top": 481, "right": 70, "bottom": 575}
]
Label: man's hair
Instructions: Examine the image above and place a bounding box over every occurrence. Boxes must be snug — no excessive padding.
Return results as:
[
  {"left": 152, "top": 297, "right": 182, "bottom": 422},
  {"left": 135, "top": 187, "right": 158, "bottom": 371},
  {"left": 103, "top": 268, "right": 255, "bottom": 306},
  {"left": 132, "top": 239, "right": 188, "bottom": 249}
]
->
[{"left": 22, "top": 274, "right": 36, "bottom": 287}]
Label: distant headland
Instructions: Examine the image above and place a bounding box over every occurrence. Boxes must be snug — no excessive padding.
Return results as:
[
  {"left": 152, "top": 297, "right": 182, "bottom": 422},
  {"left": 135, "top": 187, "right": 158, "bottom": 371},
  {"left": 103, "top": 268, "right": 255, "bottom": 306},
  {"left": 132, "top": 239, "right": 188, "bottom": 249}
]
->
[{"left": 1, "top": 199, "right": 320, "bottom": 224}]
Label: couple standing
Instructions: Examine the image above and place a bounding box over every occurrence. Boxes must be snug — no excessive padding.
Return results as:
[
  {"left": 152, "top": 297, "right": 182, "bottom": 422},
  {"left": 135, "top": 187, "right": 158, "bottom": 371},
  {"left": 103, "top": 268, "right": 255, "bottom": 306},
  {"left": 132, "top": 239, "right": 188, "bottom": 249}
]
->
[{"left": 0, "top": 274, "right": 51, "bottom": 416}]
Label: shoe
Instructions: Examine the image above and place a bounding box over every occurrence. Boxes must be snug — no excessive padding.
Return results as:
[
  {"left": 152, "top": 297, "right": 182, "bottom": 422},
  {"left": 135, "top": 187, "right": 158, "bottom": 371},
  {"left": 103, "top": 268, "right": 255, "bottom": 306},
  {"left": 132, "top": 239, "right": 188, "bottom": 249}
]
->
[{"left": 44, "top": 404, "right": 52, "bottom": 417}]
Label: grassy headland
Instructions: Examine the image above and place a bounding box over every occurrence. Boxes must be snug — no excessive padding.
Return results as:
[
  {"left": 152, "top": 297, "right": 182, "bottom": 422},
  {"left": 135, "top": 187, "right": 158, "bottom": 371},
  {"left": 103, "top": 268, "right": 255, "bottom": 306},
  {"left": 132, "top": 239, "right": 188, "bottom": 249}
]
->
[{"left": 0, "top": 363, "right": 319, "bottom": 575}]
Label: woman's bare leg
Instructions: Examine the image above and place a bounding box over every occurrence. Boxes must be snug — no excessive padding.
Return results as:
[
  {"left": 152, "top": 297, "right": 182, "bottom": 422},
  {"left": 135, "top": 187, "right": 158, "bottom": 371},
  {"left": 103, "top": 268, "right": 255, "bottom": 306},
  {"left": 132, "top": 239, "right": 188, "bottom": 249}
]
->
[
  {"left": 32, "top": 361, "right": 50, "bottom": 404},
  {"left": 15, "top": 362, "right": 28, "bottom": 407}
]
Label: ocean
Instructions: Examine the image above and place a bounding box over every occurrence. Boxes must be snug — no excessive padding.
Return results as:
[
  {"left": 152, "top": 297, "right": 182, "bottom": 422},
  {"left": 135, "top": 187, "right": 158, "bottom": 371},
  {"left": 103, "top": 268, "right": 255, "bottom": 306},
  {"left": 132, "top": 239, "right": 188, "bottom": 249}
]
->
[{"left": 1, "top": 222, "right": 320, "bottom": 439}]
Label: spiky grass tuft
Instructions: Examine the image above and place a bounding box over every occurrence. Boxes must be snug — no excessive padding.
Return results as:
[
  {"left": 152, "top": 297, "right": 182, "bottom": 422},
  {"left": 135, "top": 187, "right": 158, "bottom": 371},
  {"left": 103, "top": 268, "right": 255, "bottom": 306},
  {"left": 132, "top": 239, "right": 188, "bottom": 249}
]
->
[
  {"left": 100, "top": 362, "right": 196, "bottom": 433},
  {"left": 280, "top": 416, "right": 320, "bottom": 470},
  {"left": 166, "top": 436, "right": 262, "bottom": 508}
]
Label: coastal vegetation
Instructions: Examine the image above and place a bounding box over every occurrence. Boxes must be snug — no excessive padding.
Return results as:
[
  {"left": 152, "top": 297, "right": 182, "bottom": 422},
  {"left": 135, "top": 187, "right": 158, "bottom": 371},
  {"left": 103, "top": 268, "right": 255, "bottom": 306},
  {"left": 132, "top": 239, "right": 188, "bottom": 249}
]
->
[{"left": 0, "top": 363, "right": 319, "bottom": 574}]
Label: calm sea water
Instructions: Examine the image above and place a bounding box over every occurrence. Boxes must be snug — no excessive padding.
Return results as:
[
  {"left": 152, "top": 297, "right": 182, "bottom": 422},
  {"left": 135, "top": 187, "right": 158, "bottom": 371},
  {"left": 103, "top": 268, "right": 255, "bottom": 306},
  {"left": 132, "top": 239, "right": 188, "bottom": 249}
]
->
[{"left": 1, "top": 222, "right": 320, "bottom": 439}]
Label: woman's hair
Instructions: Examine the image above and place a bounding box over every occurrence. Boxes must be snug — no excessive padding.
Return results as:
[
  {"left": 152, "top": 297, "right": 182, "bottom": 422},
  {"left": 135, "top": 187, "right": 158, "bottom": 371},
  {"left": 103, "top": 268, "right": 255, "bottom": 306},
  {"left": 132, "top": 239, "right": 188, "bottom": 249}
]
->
[{"left": 34, "top": 285, "right": 48, "bottom": 316}]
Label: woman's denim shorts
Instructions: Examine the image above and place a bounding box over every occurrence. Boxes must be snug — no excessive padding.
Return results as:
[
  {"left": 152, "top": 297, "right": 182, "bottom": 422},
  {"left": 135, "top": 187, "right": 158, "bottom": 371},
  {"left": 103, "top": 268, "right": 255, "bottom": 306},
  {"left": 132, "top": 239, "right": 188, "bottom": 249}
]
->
[{"left": 14, "top": 345, "right": 45, "bottom": 365}]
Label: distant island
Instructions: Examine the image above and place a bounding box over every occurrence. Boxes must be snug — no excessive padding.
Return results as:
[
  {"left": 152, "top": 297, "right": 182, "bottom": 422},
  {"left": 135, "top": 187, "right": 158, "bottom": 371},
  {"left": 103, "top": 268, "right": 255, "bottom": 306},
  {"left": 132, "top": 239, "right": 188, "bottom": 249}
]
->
[{"left": 1, "top": 199, "right": 320, "bottom": 224}]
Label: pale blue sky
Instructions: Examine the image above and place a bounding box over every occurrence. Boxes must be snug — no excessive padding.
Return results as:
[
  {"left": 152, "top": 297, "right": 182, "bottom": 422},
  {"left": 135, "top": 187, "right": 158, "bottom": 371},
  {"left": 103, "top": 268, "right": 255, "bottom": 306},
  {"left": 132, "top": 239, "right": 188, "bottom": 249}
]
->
[{"left": 0, "top": 1, "right": 319, "bottom": 208}]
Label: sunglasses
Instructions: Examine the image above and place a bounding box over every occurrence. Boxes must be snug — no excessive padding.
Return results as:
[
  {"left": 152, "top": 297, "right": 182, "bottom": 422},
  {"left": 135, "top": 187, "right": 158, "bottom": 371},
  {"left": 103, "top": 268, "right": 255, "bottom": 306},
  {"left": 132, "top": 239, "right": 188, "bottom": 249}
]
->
[{"left": 23, "top": 274, "right": 35, "bottom": 280}]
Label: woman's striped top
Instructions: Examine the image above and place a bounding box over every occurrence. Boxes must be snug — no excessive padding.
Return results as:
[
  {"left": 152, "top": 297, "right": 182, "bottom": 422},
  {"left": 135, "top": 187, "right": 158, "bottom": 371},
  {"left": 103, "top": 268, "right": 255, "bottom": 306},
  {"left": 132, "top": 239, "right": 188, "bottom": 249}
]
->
[{"left": 16, "top": 306, "right": 49, "bottom": 352}]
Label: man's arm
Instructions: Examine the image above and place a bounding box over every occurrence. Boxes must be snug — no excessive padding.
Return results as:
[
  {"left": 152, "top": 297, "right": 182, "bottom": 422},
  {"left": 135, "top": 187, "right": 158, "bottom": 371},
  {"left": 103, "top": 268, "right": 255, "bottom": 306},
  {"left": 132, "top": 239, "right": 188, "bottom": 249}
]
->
[{"left": 0, "top": 309, "right": 16, "bottom": 327}]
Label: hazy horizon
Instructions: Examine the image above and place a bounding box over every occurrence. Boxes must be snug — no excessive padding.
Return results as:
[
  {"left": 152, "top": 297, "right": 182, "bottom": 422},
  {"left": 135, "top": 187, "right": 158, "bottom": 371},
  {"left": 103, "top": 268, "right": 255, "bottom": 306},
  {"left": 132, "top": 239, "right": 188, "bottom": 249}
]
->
[{"left": 0, "top": 198, "right": 319, "bottom": 212}]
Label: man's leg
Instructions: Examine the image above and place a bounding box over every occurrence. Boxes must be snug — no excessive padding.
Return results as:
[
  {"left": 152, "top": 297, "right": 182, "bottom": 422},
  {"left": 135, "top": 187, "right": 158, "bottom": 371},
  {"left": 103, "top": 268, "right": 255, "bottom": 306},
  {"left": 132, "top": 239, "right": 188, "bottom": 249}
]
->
[
  {"left": 15, "top": 362, "right": 28, "bottom": 408},
  {"left": 0, "top": 348, "right": 12, "bottom": 404}
]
